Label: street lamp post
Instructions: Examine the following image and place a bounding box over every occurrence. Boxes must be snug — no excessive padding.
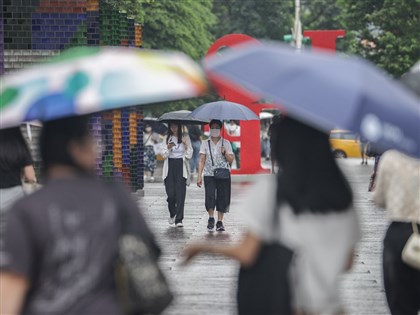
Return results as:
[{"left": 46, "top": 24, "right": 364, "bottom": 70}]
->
[{"left": 293, "top": 0, "right": 303, "bottom": 50}]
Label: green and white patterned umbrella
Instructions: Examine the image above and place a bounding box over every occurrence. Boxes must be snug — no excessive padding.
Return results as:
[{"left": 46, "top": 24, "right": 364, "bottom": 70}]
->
[{"left": 0, "top": 46, "right": 207, "bottom": 129}]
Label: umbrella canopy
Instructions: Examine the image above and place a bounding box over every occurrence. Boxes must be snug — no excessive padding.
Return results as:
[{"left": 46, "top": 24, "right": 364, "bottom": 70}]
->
[
  {"left": 400, "top": 61, "right": 420, "bottom": 97},
  {"left": 188, "top": 101, "right": 259, "bottom": 121},
  {"left": 143, "top": 117, "right": 168, "bottom": 135},
  {"left": 158, "top": 110, "right": 209, "bottom": 125},
  {"left": 204, "top": 41, "right": 420, "bottom": 158},
  {"left": 0, "top": 46, "right": 207, "bottom": 129}
]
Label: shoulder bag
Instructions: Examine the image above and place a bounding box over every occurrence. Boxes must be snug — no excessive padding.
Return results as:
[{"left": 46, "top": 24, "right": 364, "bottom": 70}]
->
[
  {"left": 208, "top": 140, "right": 230, "bottom": 180},
  {"left": 114, "top": 186, "right": 174, "bottom": 314},
  {"left": 402, "top": 222, "right": 420, "bottom": 270},
  {"left": 237, "top": 202, "right": 294, "bottom": 315}
]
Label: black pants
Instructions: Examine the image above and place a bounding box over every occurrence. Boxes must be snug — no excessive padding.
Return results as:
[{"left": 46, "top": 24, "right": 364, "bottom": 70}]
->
[
  {"left": 383, "top": 222, "right": 420, "bottom": 315},
  {"left": 204, "top": 176, "right": 231, "bottom": 213},
  {"left": 164, "top": 158, "right": 186, "bottom": 223}
]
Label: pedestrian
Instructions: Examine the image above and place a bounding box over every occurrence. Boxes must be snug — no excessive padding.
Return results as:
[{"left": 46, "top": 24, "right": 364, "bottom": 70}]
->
[
  {"left": 358, "top": 134, "right": 369, "bottom": 165},
  {"left": 373, "top": 150, "right": 420, "bottom": 315},
  {"left": 143, "top": 123, "right": 160, "bottom": 182},
  {"left": 0, "top": 127, "right": 37, "bottom": 212},
  {"left": 366, "top": 142, "right": 383, "bottom": 192},
  {"left": 188, "top": 124, "right": 202, "bottom": 179},
  {"left": 197, "top": 119, "right": 234, "bottom": 232},
  {"left": 268, "top": 114, "right": 282, "bottom": 173},
  {"left": 260, "top": 121, "right": 270, "bottom": 161},
  {"left": 184, "top": 117, "right": 360, "bottom": 314},
  {"left": 225, "top": 120, "right": 241, "bottom": 168},
  {"left": 0, "top": 115, "right": 160, "bottom": 315},
  {"left": 161, "top": 122, "right": 193, "bottom": 227}
]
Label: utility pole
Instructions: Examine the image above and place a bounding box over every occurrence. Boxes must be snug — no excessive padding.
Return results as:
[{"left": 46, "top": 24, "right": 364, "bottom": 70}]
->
[{"left": 293, "top": 0, "right": 303, "bottom": 50}]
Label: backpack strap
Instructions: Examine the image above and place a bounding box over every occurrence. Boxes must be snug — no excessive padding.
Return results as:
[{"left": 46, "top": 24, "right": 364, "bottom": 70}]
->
[{"left": 208, "top": 140, "right": 215, "bottom": 166}]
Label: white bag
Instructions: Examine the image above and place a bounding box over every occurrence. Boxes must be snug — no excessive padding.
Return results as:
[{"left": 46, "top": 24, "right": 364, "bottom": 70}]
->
[{"left": 402, "top": 222, "right": 420, "bottom": 270}]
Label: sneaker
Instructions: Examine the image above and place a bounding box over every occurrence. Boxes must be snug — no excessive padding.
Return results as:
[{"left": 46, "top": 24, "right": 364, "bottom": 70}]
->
[
  {"left": 216, "top": 221, "right": 225, "bottom": 232},
  {"left": 207, "top": 217, "right": 215, "bottom": 231},
  {"left": 150, "top": 176, "right": 155, "bottom": 182},
  {"left": 175, "top": 222, "right": 183, "bottom": 227},
  {"left": 168, "top": 216, "right": 176, "bottom": 225}
]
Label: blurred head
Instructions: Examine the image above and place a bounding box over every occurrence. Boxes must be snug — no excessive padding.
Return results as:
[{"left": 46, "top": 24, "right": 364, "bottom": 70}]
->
[
  {"left": 0, "top": 127, "right": 32, "bottom": 172},
  {"left": 40, "top": 115, "right": 97, "bottom": 175},
  {"left": 167, "top": 122, "right": 182, "bottom": 143},
  {"left": 272, "top": 116, "right": 352, "bottom": 214},
  {"left": 210, "top": 119, "right": 222, "bottom": 138},
  {"left": 144, "top": 124, "right": 152, "bottom": 133}
]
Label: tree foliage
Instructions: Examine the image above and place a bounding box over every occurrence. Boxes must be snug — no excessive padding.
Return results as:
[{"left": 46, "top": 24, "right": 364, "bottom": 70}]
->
[
  {"left": 337, "top": 0, "right": 420, "bottom": 77},
  {"left": 212, "top": 0, "right": 294, "bottom": 40},
  {"left": 301, "top": 0, "right": 343, "bottom": 30}
]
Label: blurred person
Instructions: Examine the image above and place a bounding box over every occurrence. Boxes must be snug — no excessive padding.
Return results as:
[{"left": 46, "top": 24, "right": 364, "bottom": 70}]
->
[
  {"left": 197, "top": 119, "right": 234, "bottom": 232},
  {"left": 184, "top": 117, "right": 360, "bottom": 315},
  {"left": 143, "top": 123, "right": 160, "bottom": 182},
  {"left": 358, "top": 134, "right": 369, "bottom": 165},
  {"left": 366, "top": 142, "right": 383, "bottom": 192},
  {"left": 0, "top": 116, "right": 159, "bottom": 315},
  {"left": 225, "top": 120, "right": 241, "bottom": 168},
  {"left": 268, "top": 114, "right": 282, "bottom": 173},
  {"left": 373, "top": 150, "right": 420, "bottom": 315},
  {"left": 0, "top": 127, "right": 36, "bottom": 211},
  {"left": 161, "top": 122, "right": 193, "bottom": 227},
  {"left": 261, "top": 121, "right": 270, "bottom": 161},
  {"left": 188, "top": 125, "right": 202, "bottom": 178}
]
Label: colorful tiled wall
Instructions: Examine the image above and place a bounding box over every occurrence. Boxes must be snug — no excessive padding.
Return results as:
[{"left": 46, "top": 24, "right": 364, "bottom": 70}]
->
[{"left": 1, "top": 0, "right": 145, "bottom": 191}]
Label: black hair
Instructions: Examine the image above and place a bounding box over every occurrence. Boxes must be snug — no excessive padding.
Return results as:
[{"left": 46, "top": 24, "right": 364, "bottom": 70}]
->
[
  {"left": 209, "top": 119, "right": 222, "bottom": 128},
  {"left": 40, "top": 115, "right": 91, "bottom": 174},
  {"left": 0, "top": 127, "right": 33, "bottom": 171},
  {"left": 166, "top": 122, "right": 182, "bottom": 144},
  {"left": 272, "top": 116, "right": 353, "bottom": 214}
]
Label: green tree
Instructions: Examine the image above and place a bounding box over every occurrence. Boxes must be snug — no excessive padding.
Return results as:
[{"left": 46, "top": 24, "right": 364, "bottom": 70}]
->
[
  {"left": 337, "top": 0, "right": 420, "bottom": 77},
  {"left": 212, "top": 0, "right": 294, "bottom": 40},
  {"left": 301, "top": 0, "right": 343, "bottom": 30},
  {"left": 111, "top": 0, "right": 217, "bottom": 114}
]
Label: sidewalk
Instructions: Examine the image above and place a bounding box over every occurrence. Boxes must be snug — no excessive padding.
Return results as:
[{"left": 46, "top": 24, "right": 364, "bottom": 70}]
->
[{"left": 140, "top": 158, "right": 389, "bottom": 315}]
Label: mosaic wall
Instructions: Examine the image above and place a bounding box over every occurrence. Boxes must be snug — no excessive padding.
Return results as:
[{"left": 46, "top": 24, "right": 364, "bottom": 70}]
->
[{"left": 1, "top": 0, "right": 145, "bottom": 191}]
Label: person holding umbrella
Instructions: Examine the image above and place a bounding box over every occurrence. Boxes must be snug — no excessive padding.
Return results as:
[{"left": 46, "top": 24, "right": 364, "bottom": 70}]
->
[
  {"left": 197, "top": 119, "right": 235, "bottom": 232},
  {"left": 161, "top": 122, "right": 193, "bottom": 227}
]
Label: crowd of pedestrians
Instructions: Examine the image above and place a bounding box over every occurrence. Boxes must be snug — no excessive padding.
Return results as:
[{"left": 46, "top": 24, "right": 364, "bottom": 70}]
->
[{"left": 0, "top": 111, "right": 418, "bottom": 315}]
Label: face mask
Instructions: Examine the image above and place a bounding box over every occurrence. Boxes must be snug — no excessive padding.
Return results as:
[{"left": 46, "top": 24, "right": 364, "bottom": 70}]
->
[
  {"left": 210, "top": 128, "right": 221, "bottom": 137},
  {"left": 145, "top": 127, "right": 152, "bottom": 132}
]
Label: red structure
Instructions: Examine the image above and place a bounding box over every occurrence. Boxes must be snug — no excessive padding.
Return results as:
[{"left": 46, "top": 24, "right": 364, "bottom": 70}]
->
[
  {"left": 205, "top": 31, "right": 345, "bottom": 175},
  {"left": 303, "top": 30, "right": 346, "bottom": 51}
]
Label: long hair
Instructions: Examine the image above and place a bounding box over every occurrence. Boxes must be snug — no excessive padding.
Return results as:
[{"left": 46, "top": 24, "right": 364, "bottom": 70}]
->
[
  {"left": 166, "top": 122, "right": 182, "bottom": 144},
  {"left": 0, "top": 127, "right": 32, "bottom": 171},
  {"left": 40, "top": 115, "right": 91, "bottom": 174},
  {"left": 272, "top": 117, "right": 353, "bottom": 214}
]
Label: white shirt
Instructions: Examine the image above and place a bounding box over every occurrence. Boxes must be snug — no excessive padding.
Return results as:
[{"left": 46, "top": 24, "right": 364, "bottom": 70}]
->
[
  {"left": 161, "top": 135, "right": 193, "bottom": 183},
  {"left": 199, "top": 138, "right": 233, "bottom": 176},
  {"left": 225, "top": 123, "right": 241, "bottom": 148},
  {"left": 241, "top": 175, "right": 360, "bottom": 314},
  {"left": 374, "top": 150, "right": 420, "bottom": 224},
  {"left": 167, "top": 137, "right": 185, "bottom": 159}
]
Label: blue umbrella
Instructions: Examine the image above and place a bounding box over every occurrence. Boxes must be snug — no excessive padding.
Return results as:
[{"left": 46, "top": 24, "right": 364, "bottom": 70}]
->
[
  {"left": 188, "top": 101, "right": 259, "bottom": 121},
  {"left": 204, "top": 42, "right": 420, "bottom": 158},
  {"left": 158, "top": 110, "right": 209, "bottom": 125}
]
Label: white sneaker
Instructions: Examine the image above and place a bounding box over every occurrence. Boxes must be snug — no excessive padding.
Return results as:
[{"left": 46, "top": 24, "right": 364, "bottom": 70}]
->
[
  {"left": 168, "top": 216, "right": 176, "bottom": 225},
  {"left": 175, "top": 222, "right": 184, "bottom": 227},
  {"left": 150, "top": 176, "right": 155, "bottom": 182}
]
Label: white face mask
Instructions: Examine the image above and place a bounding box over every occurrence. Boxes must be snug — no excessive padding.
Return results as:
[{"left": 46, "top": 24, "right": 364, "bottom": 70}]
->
[{"left": 210, "top": 128, "right": 221, "bottom": 138}]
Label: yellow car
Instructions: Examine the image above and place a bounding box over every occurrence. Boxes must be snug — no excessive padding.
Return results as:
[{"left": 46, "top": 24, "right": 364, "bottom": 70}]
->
[{"left": 329, "top": 130, "right": 361, "bottom": 158}]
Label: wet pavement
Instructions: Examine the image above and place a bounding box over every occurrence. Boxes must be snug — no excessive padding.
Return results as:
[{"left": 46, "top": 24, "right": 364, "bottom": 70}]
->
[{"left": 139, "top": 158, "right": 390, "bottom": 315}]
